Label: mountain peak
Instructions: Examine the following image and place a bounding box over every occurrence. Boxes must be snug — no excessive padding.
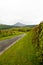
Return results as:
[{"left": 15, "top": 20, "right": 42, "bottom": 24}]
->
[{"left": 14, "top": 22, "right": 26, "bottom": 26}]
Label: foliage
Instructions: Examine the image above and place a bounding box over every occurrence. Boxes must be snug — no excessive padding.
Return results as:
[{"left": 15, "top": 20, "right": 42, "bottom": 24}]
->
[
  {"left": 0, "top": 27, "right": 31, "bottom": 38},
  {"left": 32, "top": 22, "right": 43, "bottom": 65},
  {"left": 0, "top": 28, "right": 23, "bottom": 40}
]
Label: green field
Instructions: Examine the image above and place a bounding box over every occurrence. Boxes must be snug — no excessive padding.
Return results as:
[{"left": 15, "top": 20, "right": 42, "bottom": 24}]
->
[{"left": 0, "top": 31, "right": 38, "bottom": 65}]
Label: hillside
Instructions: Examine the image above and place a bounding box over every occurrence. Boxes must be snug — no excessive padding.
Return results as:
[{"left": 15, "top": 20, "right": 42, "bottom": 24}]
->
[{"left": 0, "top": 24, "right": 12, "bottom": 29}]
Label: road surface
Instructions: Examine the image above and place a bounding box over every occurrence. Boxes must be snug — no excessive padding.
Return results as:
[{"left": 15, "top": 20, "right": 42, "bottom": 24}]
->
[{"left": 0, "top": 34, "right": 25, "bottom": 55}]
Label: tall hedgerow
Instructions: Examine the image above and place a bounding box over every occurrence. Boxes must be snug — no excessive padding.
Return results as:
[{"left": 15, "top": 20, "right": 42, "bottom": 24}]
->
[{"left": 32, "top": 22, "right": 43, "bottom": 65}]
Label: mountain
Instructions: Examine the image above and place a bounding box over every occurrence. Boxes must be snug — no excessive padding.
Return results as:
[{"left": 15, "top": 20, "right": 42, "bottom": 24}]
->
[
  {"left": 0, "top": 22, "right": 36, "bottom": 29},
  {"left": 14, "top": 22, "right": 26, "bottom": 26}
]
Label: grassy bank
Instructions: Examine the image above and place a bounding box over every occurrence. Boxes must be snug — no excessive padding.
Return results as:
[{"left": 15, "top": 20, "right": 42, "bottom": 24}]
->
[{"left": 0, "top": 31, "right": 37, "bottom": 65}]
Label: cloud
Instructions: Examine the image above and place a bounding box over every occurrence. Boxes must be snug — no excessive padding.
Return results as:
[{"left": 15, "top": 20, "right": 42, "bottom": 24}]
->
[{"left": 0, "top": 0, "right": 43, "bottom": 25}]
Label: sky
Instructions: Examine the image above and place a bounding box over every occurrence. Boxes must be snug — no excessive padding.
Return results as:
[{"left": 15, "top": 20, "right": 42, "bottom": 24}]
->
[{"left": 0, "top": 0, "right": 43, "bottom": 25}]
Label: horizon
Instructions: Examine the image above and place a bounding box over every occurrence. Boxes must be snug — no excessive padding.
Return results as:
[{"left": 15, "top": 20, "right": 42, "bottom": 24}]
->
[
  {"left": 0, "top": 21, "right": 39, "bottom": 25},
  {"left": 0, "top": 0, "right": 43, "bottom": 25}
]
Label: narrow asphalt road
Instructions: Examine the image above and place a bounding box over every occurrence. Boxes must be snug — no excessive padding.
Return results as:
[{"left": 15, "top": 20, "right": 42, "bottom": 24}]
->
[{"left": 0, "top": 34, "right": 25, "bottom": 55}]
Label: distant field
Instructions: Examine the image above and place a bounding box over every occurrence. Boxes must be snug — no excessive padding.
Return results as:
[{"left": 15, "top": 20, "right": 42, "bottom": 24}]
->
[{"left": 0, "top": 31, "right": 38, "bottom": 65}]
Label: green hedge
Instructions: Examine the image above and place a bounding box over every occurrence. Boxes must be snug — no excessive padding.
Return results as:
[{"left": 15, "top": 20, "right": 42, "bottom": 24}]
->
[{"left": 32, "top": 22, "right": 43, "bottom": 65}]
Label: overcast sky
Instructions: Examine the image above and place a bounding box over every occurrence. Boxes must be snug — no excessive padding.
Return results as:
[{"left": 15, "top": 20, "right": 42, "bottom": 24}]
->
[{"left": 0, "top": 0, "right": 43, "bottom": 25}]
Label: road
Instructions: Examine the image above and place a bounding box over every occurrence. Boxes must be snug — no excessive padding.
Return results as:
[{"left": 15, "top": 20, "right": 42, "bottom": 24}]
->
[{"left": 0, "top": 34, "right": 25, "bottom": 55}]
